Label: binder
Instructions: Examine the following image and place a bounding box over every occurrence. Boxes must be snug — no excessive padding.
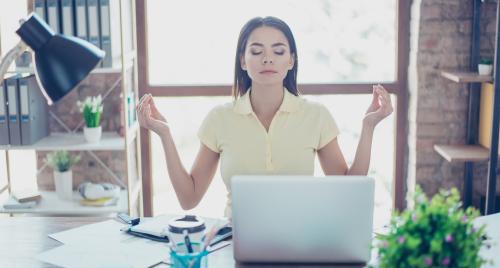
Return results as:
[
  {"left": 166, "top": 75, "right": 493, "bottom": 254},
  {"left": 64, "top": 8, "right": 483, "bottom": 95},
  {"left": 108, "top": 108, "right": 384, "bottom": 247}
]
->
[
  {"left": 34, "top": 0, "right": 47, "bottom": 21},
  {"left": 121, "top": 0, "right": 133, "bottom": 53},
  {"left": 6, "top": 76, "right": 21, "bottom": 146},
  {"left": 60, "top": 0, "right": 75, "bottom": 36},
  {"left": 100, "top": 0, "right": 121, "bottom": 67},
  {"left": 0, "top": 80, "right": 9, "bottom": 145},
  {"left": 75, "top": 0, "right": 88, "bottom": 40},
  {"left": 99, "top": 0, "right": 110, "bottom": 67},
  {"left": 87, "top": 0, "right": 100, "bottom": 49},
  {"left": 19, "top": 75, "right": 49, "bottom": 145},
  {"left": 46, "top": 0, "right": 60, "bottom": 33}
]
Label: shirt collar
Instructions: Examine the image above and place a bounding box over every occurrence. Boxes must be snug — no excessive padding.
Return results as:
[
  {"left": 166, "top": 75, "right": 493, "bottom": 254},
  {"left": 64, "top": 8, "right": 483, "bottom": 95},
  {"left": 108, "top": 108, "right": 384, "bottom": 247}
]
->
[{"left": 233, "top": 87, "right": 301, "bottom": 115}]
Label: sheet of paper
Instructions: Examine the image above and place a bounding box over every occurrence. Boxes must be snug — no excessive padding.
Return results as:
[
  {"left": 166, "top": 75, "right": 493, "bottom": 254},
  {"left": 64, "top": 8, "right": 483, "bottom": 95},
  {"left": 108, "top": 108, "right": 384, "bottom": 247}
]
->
[
  {"left": 49, "top": 219, "right": 132, "bottom": 245},
  {"left": 474, "top": 213, "right": 500, "bottom": 240},
  {"left": 36, "top": 241, "right": 170, "bottom": 268},
  {"left": 129, "top": 214, "right": 178, "bottom": 237},
  {"left": 42, "top": 215, "right": 228, "bottom": 267},
  {"left": 473, "top": 213, "right": 500, "bottom": 268}
]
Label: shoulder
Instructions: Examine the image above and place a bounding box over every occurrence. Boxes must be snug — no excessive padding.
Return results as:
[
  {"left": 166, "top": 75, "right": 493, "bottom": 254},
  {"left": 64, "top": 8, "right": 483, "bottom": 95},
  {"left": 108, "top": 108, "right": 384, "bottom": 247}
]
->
[
  {"left": 203, "top": 102, "right": 234, "bottom": 120},
  {"left": 298, "top": 98, "right": 331, "bottom": 117}
]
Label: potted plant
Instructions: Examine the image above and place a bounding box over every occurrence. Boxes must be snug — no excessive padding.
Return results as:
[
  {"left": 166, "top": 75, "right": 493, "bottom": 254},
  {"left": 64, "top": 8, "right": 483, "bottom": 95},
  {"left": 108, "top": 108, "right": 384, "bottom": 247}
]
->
[
  {"left": 77, "top": 95, "right": 104, "bottom": 143},
  {"left": 45, "top": 151, "right": 81, "bottom": 200},
  {"left": 373, "top": 187, "right": 491, "bottom": 268},
  {"left": 478, "top": 58, "right": 493, "bottom": 75}
]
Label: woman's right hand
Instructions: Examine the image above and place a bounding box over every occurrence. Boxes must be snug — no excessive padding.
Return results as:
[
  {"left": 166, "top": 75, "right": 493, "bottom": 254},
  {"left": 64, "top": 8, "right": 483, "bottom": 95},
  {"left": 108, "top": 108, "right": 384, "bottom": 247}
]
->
[{"left": 136, "top": 93, "right": 169, "bottom": 134}]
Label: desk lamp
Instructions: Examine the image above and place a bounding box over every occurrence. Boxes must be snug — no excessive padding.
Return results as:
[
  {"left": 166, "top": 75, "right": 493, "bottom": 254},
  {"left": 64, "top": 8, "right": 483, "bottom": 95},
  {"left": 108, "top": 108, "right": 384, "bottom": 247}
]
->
[{"left": 0, "top": 13, "right": 104, "bottom": 105}]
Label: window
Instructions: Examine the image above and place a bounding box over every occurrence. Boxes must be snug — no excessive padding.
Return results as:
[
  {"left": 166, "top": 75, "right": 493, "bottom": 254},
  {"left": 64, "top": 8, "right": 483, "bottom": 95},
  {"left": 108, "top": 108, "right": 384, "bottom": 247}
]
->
[
  {"left": 146, "top": 0, "right": 396, "bottom": 85},
  {"left": 151, "top": 94, "right": 395, "bottom": 228},
  {"left": 137, "top": 0, "right": 408, "bottom": 217}
]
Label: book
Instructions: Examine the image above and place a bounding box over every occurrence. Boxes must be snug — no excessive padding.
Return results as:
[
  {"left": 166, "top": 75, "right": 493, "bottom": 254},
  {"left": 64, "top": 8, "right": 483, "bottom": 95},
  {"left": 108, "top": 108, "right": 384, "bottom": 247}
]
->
[
  {"left": 3, "top": 196, "right": 38, "bottom": 209},
  {"left": 80, "top": 197, "right": 118, "bottom": 206},
  {"left": 13, "top": 189, "right": 42, "bottom": 203},
  {"left": 129, "top": 214, "right": 176, "bottom": 238}
]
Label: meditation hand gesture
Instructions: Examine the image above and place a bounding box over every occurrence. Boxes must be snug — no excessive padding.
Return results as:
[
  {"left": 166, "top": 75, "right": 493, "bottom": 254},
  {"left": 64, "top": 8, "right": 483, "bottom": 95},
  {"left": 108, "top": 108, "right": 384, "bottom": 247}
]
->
[
  {"left": 136, "top": 93, "right": 169, "bottom": 134},
  {"left": 363, "top": 84, "right": 394, "bottom": 128}
]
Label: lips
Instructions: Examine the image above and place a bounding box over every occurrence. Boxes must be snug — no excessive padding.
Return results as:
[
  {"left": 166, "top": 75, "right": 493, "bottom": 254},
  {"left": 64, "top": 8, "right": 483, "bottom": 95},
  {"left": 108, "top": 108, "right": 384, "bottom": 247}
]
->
[{"left": 259, "top": 70, "right": 278, "bottom": 74}]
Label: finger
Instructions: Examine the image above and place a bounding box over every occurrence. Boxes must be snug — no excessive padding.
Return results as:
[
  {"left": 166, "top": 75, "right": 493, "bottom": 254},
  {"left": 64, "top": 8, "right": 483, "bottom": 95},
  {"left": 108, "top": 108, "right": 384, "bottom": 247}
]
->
[
  {"left": 379, "top": 97, "right": 393, "bottom": 115},
  {"left": 371, "top": 85, "right": 380, "bottom": 104},
  {"left": 376, "top": 85, "right": 390, "bottom": 99},
  {"left": 150, "top": 99, "right": 161, "bottom": 114},
  {"left": 144, "top": 102, "right": 151, "bottom": 116},
  {"left": 138, "top": 94, "right": 148, "bottom": 107},
  {"left": 379, "top": 95, "right": 387, "bottom": 108},
  {"left": 138, "top": 95, "right": 149, "bottom": 111},
  {"left": 376, "top": 86, "right": 391, "bottom": 105},
  {"left": 147, "top": 94, "right": 155, "bottom": 106}
]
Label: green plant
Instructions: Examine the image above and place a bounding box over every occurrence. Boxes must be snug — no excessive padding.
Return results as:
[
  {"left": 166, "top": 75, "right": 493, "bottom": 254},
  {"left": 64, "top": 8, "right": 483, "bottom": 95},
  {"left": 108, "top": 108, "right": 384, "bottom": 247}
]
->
[
  {"left": 373, "top": 186, "right": 490, "bottom": 268},
  {"left": 77, "top": 95, "right": 103, "bottom": 128},
  {"left": 45, "top": 151, "right": 81, "bottom": 172},
  {"left": 480, "top": 58, "right": 493, "bottom": 65}
]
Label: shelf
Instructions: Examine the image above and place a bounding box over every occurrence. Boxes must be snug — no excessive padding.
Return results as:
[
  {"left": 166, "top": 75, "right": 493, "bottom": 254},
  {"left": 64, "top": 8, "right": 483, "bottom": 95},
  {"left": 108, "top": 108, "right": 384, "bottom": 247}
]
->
[
  {"left": 440, "top": 71, "right": 493, "bottom": 83},
  {"left": 434, "top": 144, "right": 490, "bottom": 162},
  {"left": 129, "top": 183, "right": 142, "bottom": 208},
  {"left": 7, "top": 60, "right": 134, "bottom": 76},
  {"left": 0, "top": 190, "right": 128, "bottom": 215},
  {"left": 126, "top": 121, "right": 139, "bottom": 143},
  {"left": 0, "top": 132, "right": 127, "bottom": 151}
]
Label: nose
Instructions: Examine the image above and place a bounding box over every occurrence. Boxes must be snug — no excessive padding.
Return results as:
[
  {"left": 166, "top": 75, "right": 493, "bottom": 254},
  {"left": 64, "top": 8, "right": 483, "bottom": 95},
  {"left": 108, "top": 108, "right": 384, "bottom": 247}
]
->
[{"left": 262, "top": 55, "right": 273, "bottom": 64}]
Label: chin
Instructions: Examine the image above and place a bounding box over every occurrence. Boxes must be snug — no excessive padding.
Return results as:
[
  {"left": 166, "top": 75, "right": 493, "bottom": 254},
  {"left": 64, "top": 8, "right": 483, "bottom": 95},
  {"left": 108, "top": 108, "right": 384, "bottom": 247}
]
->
[{"left": 252, "top": 77, "right": 285, "bottom": 87}]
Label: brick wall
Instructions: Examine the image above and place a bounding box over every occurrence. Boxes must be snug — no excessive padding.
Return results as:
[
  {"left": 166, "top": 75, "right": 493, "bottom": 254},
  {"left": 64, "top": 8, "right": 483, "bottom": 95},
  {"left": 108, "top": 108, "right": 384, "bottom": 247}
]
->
[
  {"left": 408, "top": 0, "right": 499, "bottom": 208},
  {"left": 36, "top": 72, "right": 128, "bottom": 190}
]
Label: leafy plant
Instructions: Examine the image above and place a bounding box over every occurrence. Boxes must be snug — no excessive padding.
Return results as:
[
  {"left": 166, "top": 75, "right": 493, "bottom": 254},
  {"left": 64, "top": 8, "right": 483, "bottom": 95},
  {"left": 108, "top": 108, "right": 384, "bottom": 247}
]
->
[
  {"left": 45, "top": 151, "right": 81, "bottom": 172},
  {"left": 77, "top": 95, "right": 104, "bottom": 128},
  {"left": 373, "top": 186, "right": 491, "bottom": 268},
  {"left": 480, "top": 58, "right": 493, "bottom": 65}
]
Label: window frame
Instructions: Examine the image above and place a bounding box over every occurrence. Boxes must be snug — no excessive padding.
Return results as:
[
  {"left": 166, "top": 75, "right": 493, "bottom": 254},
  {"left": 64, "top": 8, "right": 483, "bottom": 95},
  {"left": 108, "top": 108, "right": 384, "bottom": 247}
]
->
[{"left": 136, "top": 1, "right": 409, "bottom": 216}]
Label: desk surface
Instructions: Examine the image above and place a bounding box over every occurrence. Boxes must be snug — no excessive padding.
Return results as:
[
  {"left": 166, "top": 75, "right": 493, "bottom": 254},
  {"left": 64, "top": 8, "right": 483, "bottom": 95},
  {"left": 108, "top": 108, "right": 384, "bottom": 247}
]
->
[{"left": 0, "top": 217, "right": 365, "bottom": 268}]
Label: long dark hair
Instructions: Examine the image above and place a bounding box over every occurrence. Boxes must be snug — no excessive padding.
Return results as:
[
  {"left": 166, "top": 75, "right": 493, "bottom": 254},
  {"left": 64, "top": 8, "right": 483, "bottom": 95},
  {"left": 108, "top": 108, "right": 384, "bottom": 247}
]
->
[{"left": 232, "top": 16, "right": 299, "bottom": 99}]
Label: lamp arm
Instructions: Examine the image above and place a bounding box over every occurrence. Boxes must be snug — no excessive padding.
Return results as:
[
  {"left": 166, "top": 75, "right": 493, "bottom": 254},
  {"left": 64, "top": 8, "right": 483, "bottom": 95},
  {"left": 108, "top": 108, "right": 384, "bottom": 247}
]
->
[{"left": 0, "top": 40, "right": 28, "bottom": 85}]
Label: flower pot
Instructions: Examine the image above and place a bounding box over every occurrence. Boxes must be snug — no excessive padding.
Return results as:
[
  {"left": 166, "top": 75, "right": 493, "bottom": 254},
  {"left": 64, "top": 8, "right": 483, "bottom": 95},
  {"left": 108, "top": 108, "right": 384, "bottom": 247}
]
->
[
  {"left": 84, "top": 126, "right": 102, "bottom": 143},
  {"left": 478, "top": 64, "right": 493, "bottom": 75},
  {"left": 54, "top": 170, "right": 73, "bottom": 200}
]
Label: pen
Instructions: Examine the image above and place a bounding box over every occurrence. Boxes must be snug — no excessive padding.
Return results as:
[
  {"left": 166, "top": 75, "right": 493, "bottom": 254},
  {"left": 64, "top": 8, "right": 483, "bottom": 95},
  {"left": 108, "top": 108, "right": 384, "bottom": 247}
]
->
[{"left": 183, "top": 229, "right": 193, "bottom": 253}]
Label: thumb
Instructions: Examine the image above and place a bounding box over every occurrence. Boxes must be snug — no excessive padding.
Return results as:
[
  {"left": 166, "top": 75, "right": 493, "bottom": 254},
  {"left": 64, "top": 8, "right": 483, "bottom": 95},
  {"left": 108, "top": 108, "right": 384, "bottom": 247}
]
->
[
  {"left": 370, "top": 87, "right": 380, "bottom": 107},
  {"left": 148, "top": 96, "right": 159, "bottom": 112}
]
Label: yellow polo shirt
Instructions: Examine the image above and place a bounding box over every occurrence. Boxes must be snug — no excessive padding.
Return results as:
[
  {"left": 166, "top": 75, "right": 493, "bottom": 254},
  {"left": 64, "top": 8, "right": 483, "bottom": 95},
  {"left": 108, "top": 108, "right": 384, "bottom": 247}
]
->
[{"left": 197, "top": 88, "right": 340, "bottom": 217}]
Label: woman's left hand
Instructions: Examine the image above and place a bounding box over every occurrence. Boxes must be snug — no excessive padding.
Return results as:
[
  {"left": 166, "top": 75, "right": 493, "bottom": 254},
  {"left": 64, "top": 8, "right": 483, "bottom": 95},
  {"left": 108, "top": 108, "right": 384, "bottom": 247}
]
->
[{"left": 363, "top": 84, "right": 394, "bottom": 128}]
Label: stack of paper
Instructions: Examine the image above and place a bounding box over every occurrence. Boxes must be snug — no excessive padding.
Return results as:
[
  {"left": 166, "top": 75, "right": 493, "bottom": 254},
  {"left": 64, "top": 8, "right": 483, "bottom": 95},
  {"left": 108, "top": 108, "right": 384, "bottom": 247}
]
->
[
  {"left": 37, "top": 219, "right": 170, "bottom": 267},
  {"left": 36, "top": 215, "right": 229, "bottom": 267}
]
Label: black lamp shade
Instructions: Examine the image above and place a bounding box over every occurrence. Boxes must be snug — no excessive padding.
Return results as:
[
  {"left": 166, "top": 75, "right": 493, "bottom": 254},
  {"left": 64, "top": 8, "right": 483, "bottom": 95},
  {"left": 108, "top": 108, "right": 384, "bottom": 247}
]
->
[{"left": 16, "top": 13, "right": 105, "bottom": 104}]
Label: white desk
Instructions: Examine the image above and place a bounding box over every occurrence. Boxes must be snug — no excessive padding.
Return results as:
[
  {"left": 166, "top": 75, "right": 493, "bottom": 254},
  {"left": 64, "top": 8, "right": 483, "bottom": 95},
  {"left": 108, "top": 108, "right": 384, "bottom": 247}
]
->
[{"left": 1, "top": 213, "right": 499, "bottom": 267}]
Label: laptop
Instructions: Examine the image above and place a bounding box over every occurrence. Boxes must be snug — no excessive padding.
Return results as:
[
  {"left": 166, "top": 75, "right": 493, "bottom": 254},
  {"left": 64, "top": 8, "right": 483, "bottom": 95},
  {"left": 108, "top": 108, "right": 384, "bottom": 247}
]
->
[{"left": 231, "top": 175, "right": 375, "bottom": 264}]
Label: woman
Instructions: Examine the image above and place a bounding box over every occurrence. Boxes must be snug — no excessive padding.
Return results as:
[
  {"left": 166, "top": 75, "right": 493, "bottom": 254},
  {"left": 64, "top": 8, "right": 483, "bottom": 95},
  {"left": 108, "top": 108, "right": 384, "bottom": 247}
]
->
[{"left": 137, "top": 16, "right": 393, "bottom": 218}]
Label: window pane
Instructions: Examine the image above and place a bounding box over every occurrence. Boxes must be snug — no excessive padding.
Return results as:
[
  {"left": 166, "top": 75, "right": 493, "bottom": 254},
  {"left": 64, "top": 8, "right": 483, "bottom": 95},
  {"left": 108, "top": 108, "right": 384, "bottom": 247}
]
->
[
  {"left": 0, "top": 1, "right": 28, "bottom": 68},
  {"left": 151, "top": 95, "right": 394, "bottom": 228},
  {"left": 147, "top": 0, "right": 396, "bottom": 86}
]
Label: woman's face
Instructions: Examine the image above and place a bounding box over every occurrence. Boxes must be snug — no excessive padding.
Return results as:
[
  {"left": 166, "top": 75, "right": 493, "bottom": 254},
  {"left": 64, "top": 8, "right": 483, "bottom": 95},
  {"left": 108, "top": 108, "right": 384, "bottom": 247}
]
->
[{"left": 241, "top": 26, "right": 295, "bottom": 88}]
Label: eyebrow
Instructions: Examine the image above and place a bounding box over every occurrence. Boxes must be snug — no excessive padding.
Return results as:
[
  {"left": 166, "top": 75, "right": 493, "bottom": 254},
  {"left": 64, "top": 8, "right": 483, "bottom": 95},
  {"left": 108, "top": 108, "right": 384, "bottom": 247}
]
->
[{"left": 249, "top": 42, "right": 288, "bottom": 48}]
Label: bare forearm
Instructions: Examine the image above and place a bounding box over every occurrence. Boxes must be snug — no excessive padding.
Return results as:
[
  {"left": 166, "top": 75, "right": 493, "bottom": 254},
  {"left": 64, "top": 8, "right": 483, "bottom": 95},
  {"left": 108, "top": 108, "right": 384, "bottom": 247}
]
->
[
  {"left": 347, "top": 123, "right": 374, "bottom": 175},
  {"left": 157, "top": 128, "right": 196, "bottom": 208}
]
